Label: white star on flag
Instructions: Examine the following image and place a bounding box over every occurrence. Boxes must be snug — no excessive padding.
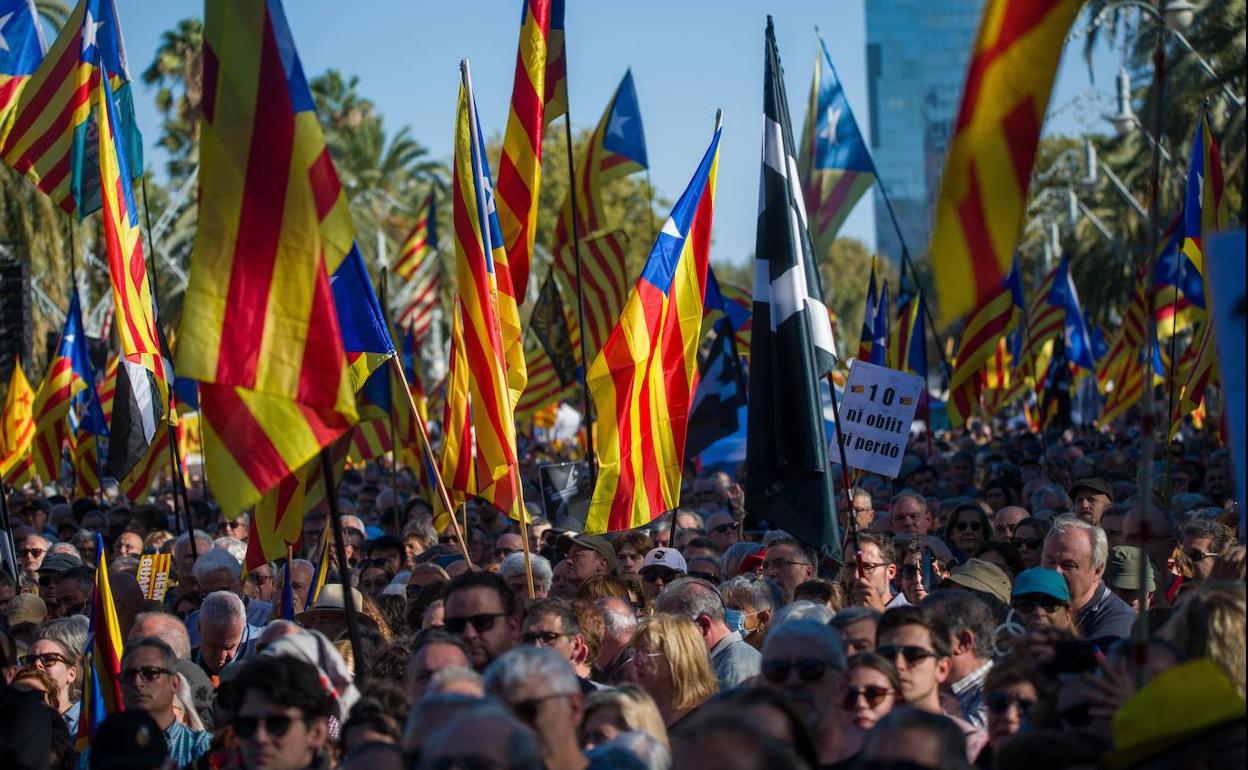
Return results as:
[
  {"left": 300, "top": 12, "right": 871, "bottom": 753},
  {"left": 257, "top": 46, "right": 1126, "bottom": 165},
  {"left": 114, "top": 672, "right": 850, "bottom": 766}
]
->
[
  {"left": 608, "top": 111, "right": 631, "bottom": 138},
  {"left": 81, "top": 10, "right": 104, "bottom": 54},
  {"left": 820, "top": 105, "right": 842, "bottom": 145},
  {"left": 0, "top": 12, "right": 14, "bottom": 53}
]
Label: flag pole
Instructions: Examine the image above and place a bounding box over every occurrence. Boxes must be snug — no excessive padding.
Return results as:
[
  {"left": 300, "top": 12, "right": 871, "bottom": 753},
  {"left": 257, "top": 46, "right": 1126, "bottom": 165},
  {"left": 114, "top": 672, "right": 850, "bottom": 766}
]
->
[
  {"left": 389, "top": 357, "right": 473, "bottom": 567},
  {"left": 140, "top": 179, "right": 197, "bottom": 559},
  {"left": 66, "top": 220, "right": 80, "bottom": 499},
  {"left": 824, "top": 371, "right": 864, "bottom": 579},
  {"left": 319, "top": 447, "right": 365, "bottom": 681},
  {"left": 560, "top": 112, "right": 598, "bottom": 484},
  {"left": 379, "top": 268, "right": 401, "bottom": 504}
]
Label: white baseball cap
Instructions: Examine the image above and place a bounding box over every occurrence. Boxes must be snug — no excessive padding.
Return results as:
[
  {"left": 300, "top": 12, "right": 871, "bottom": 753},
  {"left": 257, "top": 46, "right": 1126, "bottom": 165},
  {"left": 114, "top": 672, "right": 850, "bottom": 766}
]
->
[{"left": 641, "top": 547, "right": 688, "bottom": 573}]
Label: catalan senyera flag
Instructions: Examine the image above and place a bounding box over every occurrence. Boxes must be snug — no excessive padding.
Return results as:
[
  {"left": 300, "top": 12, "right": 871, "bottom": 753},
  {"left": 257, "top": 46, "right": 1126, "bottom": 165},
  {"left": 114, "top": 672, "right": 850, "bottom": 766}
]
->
[
  {"left": 0, "top": 0, "right": 45, "bottom": 127},
  {"left": 97, "top": 62, "right": 173, "bottom": 483},
  {"left": 929, "top": 0, "right": 1083, "bottom": 323},
  {"left": 586, "top": 120, "right": 721, "bottom": 534},
  {"left": 178, "top": 0, "right": 361, "bottom": 517},
  {"left": 798, "top": 32, "right": 876, "bottom": 259},
  {"left": 857, "top": 256, "right": 879, "bottom": 361},
  {"left": 551, "top": 227, "right": 631, "bottom": 366},
  {"left": 947, "top": 261, "right": 1024, "bottom": 428},
  {"left": 543, "top": 0, "right": 566, "bottom": 125},
  {"left": 495, "top": 0, "right": 552, "bottom": 303},
  {"left": 32, "top": 291, "right": 104, "bottom": 486},
  {"left": 453, "top": 63, "right": 524, "bottom": 518},
  {"left": 888, "top": 291, "right": 928, "bottom": 378},
  {"left": 394, "top": 191, "right": 436, "bottom": 281},
  {"left": 870, "top": 279, "right": 889, "bottom": 366},
  {"left": 1151, "top": 215, "right": 1202, "bottom": 334},
  {"left": 98, "top": 353, "right": 118, "bottom": 425},
  {"left": 440, "top": 299, "right": 475, "bottom": 529},
  {"left": 1171, "top": 112, "right": 1229, "bottom": 436},
  {"left": 0, "top": 356, "right": 35, "bottom": 484},
  {"left": 77, "top": 533, "right": 124, "bottom": 749},
  {"left": 398, "top": 263, "right": 440, "bottom": 347},
  {"left": 305, "top": 527, "right": 329, "bottom": 609},
  {"left": 1, "top": 0, "right": 143, "bottom": 218}
]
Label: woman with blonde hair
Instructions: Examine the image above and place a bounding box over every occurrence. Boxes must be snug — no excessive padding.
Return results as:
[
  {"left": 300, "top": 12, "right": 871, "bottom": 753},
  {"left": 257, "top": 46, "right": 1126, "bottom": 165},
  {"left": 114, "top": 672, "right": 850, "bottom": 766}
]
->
[
  {"left": 1159, "top": 580, "right": 1246, "bottom": 697},
  {"left": 621, "top": 615, "right": 718, "bottom": 727},
  {"left": 580, "top": 683, "right": 670, "bottom": 751}
]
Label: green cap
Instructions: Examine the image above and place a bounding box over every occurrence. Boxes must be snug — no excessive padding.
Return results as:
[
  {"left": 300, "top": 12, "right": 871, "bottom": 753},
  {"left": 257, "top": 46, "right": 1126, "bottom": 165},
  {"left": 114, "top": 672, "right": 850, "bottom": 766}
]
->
[{"left": 1105, "top": 546, "right": 1154, "bottom": 593}]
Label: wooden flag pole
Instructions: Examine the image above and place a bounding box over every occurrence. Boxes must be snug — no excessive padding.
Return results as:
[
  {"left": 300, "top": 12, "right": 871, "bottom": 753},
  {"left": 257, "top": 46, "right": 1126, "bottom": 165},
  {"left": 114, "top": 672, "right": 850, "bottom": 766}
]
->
[
  {"left": 516, "top": 479, "right": 536, "bottom": 600},
  {"left": 319, "top": 448, "right": 365, "bottom": 681},
  {"left": 825, "top": 372, "right": 864, "bottom": 579},
  {"left": 389, "top": 357, "right": 473, "bottom": 568}
]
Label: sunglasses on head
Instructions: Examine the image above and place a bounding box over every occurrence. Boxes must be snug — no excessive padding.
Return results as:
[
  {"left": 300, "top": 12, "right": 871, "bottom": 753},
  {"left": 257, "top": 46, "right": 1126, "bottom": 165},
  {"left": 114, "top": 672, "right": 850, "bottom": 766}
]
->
[
  {"left": 444, "top": 612, "right": 506, "bottom": 635},
  {"left": 876, "top": 645, "right": 938, "bottom": 665},
  {"left": 841, "top": 685, "right": 895, "bottom": 710},
  {"left": 1011, "top": 536, "right": 1043, "bottom": 550},
  {"left": 234, "top": 714, "right": 299, "bottom": 739},
  {"left": 1012, "top": 596, "right": 1066, "bottom": 614},
  {"left": 954, "top": 520, "right": 982, "bottom": 532},
  {"left": 986, "top": 691, "right": 1036, "bottom": 715},
  {"left": 761, "top": 658, "right": 830, "bottom": 684}
]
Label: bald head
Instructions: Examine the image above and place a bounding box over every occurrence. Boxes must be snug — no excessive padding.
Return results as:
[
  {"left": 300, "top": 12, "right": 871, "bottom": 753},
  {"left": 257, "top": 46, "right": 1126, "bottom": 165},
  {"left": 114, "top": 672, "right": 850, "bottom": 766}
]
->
[
  {"left": 130, "top": 611, "right": 193, "bottom": 659},
  {"left": 993, "top": 506, "right": 1030, "bottom": 541}
]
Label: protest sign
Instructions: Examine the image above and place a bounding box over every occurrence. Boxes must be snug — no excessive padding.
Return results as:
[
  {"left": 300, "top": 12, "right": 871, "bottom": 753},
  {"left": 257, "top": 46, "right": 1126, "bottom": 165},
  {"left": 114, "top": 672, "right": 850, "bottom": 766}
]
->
[
  {"left": 137, "top": 553, "right": 173, "bottom": 601},
  {"left": 837, "top": 360, "right": 924, "bottom": 478}
]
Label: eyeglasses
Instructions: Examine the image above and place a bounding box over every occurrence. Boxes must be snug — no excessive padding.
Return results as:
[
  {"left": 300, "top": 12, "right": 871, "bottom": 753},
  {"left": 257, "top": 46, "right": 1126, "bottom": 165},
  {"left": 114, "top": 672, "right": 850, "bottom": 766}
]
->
[
  {"left": 222, "top": 520, "right": 245, "bottom": 530},
  {"left": 250, "top": 573, "right": 272, "bottom": 585},
  {"left": 18, "top": 548, "right": 45, "bottom": 558},
  {"left": 954, "top": 520, "right": 982, "bottom": 532},
  {"left": 520, "top": 630, "right": 568, "bottom": 646},
  {"left": 986, "top": 691, "right": 1036, "bottom": 716},
  {"left": 234, "top": 714, "right": 299, "bottom": 739},
  {"left": 761, "top": 658, "right": 830, "bottom": 684},
  {"left": 444, "top": 612, "right": 507, "bottom": 635},
  {"left": 119, "top": 666, "right": 173, "bottom": 685},
  {"left": 900, "top": 564, "right": 922, "bottom": 580},
  {"left": 841, "top": 685, "right": 896, "bottom": 710},
  {"left": 640, "top": 567, "right": 681, "bottom": 584},
  {"left": 1012, "top": 596, "right": 1067, "bottom": 614},
  {"left": 625, "top": 650, "right": 664, "bottom": 666},
  {"left": 764, "top": 558, "right": 811, "bottom": 571},
  {"left": 851, "top": 506, "right": 874, "bottom": 515},
  {"left": 856, "top": 561, "right": 888, "bottom": 575},
  {"left": 1184, "top": 549, "right": 1219, "bottom": 562},
  {"left": 507, "top": 692, "right": 574, "bottom": 724},
  {"left": 1011, "top": 536, "right": 1043, "bottom": 550},
  {"left": 710, "top": 523, "right": 736, "bottom": 535},
  {"left": 19, "top": 652, "right": 71, "bottom": 668},
  {"left": 877, "top": 645, "right": 938, "bottom": 665},
  {"left": 494, "top": 547, "right": 522, "bottom": 559}
]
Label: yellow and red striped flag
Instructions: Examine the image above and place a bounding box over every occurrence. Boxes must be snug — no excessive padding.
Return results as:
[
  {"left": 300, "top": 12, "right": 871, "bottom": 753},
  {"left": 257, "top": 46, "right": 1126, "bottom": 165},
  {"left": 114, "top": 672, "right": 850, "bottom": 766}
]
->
[
  {"left": 587, "top": 121, "right": 721, "bottom": 534},
  {"left": 393, "top": 191, "right": 435, "bottom": 281},
  {"left": 947, "top": 262, "right": 1024, "bottom": 427},
  {"left": 543, "top": 0, "right": 567, "bottom": 125},
  {"left": 77, "top": 533, "right": 124, "bottom": 749},
  {"left": 397, "top": 266, "right": 440, "bottom": 347},
  {"left": 929, "top": 0, "right": 1083, "bottom": 323},
  {"left": 453, "top": 63, "right": 525, "bottom": 518},
  {"left": 177, "top": 0, "right": 360, "bottom": 517},
  {"left": 32, "top": 292, "right": 105, "bottom": 488},
  {"left": 98, "top": 354, "right": 118, "bottom": 426},
  {"left": 0, "top": 357, "right": 35, "bottom": 485},
  {"left": 495, "top": 0, "right": 552, "bottom": 304},
  {"left": 440, "top": 299, "right": 475, "bottom": 532}
]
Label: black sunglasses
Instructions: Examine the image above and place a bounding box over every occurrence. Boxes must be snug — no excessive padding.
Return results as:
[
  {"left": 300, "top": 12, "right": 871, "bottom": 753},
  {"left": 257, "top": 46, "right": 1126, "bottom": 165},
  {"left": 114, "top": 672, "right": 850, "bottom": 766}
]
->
[
  {"left": 877, "top": 645, "right": 938, "bottom": 665},
  {"left": 986, "top": 691, "right": 1036, "bottom": 716},
  {"left": 841, "top": 685, "right": 896, "bottom": 710},
  {"left": 954, "top": 520, "right": 982, "bottom": 532},
  {"left": 1012, "top": 596, "right": 1067, "bottom": 614},
  {"left": 520, "top": 630, "right": 566, "bottom": 646},
  {"left": 234, "top": 714, "right": 299, "bottom": 739},
  {"left": 640, "top": 567, "right": 681, "bottom": 584},
  {"left": 710, "top": 523, "right": 736, "bottom": 535},
  {"left": 1011, "top": 536, "right": 1043, "bottom": 550},
  {"left": 119, "top": 666, "right": 173, "bottom": 685},
  {"left": 444, "top": 612, "right": 507, "bottom": 635},
  {"left": 761, "top": 658, "right": 830, "bottom": 684}
]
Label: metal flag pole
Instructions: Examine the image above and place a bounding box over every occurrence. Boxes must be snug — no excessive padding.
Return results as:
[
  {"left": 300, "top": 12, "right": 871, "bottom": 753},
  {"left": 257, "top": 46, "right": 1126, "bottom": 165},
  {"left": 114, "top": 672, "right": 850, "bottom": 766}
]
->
[
  {"left": 319, "top": 447, "right": 365, "bottom": 681},
  {"left": 825, "top": 372, "right": 864, "bottom": 579},
  {"left": 140, "top": 179, "right": 197, "bottom": 559},
  {"left": 561, "top": 111, "right": 598, "bottom": 484}
]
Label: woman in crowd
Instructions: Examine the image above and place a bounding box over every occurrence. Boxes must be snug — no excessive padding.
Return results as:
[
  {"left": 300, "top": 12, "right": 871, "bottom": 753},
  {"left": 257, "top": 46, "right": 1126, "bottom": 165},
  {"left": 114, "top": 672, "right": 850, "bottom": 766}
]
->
[
  {"left": 26, "top": 619, "right": 86, "bottom": 734},
  {"left": 1011, "top": 518, "right": 1051, "bottom": 570},
  {"left": 580, "top": 684, "right": 670, "bottom": 751},
  {"left": 944, "top": 502, "right": 991, "bottom": 561},
  {"left": 978, "top": 660, "right": 1039, "bottom": 767},
  {"left": 621, "top": 615, "right": 718, "bottom": 727},
  {"left": 832, "top": 652, "right": 903, "bottom": 765}
]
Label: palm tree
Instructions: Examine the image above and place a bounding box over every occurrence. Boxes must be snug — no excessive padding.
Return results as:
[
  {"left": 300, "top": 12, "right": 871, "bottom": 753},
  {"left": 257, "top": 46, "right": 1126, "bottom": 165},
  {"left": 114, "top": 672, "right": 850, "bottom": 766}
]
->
[{"left": 141, "top": 17, "right": 204, "bottom": 185}]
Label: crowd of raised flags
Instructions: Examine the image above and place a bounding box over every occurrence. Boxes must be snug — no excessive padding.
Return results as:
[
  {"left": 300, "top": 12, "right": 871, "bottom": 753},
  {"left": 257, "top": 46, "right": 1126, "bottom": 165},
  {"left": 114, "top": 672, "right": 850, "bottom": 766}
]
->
[{"left": 0, "top": 0, "right": 1242, "bottom": 753}]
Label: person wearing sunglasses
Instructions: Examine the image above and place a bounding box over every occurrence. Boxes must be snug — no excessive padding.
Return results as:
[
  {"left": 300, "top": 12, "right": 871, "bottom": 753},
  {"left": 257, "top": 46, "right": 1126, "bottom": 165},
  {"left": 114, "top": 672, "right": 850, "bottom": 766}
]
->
[
  {"left": 443, "top": 571, "right": 518, "bottom": 670},
  {"left": 875, "top": 606, "right": 987, "bottom": 761},
  {"left": 483, "top": 646, "right": 588, "bottom": 770},
  {"left": 704, "top": 511, "right": 740, "bottom": 552},
  {"left": 944, "top": 503, "right": 991, "bottom": 559},
  {"left": 110, "top": 636, "right": 211, "bottom": 767},
  {"left": 16, "top": 533, "right": 49, "bottom": 578},
  {"left": 1009, "top": 567, "right": 1076, "bottom": 634},
  {"left": 21, "top": 634, "right": 81, "bottom": 733},
  {"left": 519, "top": 599, "right": 596, "bottom": 691},
  {"left": 638, "top": 547, "right": 688, "bottom": 603},
  {"left": 1010, "top": 517, "right": 1050, "bottom": 570},
  {"left": 758, "top": 619, "right": 846, "bottom": 766},
  {"left": 831, "top": 652, "right": 902, "bottom": 764},
  {"left": 981, "top": 661, "right": 1039, "bottom": 759},
  {"left": 232, "top": 655, "right": 336, "bottom": 770}
]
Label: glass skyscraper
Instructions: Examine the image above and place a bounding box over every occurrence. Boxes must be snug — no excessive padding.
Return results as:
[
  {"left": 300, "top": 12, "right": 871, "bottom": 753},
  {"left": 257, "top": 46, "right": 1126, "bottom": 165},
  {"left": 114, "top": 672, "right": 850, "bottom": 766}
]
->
[{"left": 865, "top": 0, "right": 985, "bottom": 264}]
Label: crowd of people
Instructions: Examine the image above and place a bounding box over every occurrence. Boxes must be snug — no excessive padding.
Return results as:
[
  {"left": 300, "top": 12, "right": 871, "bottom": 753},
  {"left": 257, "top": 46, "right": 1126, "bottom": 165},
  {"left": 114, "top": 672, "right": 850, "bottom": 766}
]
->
[{"left": 0, "top": 424, "right": 1244, "bottom": 770}]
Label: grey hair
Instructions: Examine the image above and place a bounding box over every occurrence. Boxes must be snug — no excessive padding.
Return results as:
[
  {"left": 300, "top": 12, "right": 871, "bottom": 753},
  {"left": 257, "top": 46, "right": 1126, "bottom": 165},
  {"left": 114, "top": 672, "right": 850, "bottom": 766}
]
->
[
  {"left": 654, "top": 577, "right": 725, "bottom": 623},
  {"left": 199, "top": 590, "right": 246, "bottom": 630},
  {"left": 597, "top": 596, "right": 639, "bottom": 638},
  {"left": 403, "top": 518, "right": 439, "bottom": 545},
  {"left": 718, "top": 575, "right": 774, "bottom": 612},
  {"left": 427, "top": 666, "right": 484, "bottom": 696},
  {"left": 174, "top": 672, "right": 206, "bottom": 731},
  {"left": 499, "top": 552, "right": 553, "bottom": 593},
  {"left": 483, "top": 646, "right": 579, "bottom": 699},
  {"left": 111, "top": 556, "right": 141, "bottom": 573},
  {"left": 762, "top": 530, "right": 792, "bottom": 547},
  {"left": 192, "top": 547, "right": 242, "bottom": 581},
  {"left": 122, "top": 635, "right": 179, "bottom": 671},
  {"left": 920, "top": 590, "right": 996, "bottom": 662},
  {"left": 1048, "top": 514, "right": 1109, "bottom": 572},
  {"left": 422, "top": 702, "right": 543, "bottom": 770},
  {"left": 588, "top": 731, "right": 671, "bottom": 770},
  {"left": 861, "top": 706, "right": 971, "bottom": 770},
  {"left": 850, "top": 487, "right": 873, "bottom": 506},
  {"left": 762, "top": 619, "right": 846, "bottom": 670},
  {"left": 890, "top": 491, "right": 928, "bottom": 514},
  {"left": 212, "top": 537, "right": 248, "bottom": 564},
  {"left": 771, "top": 601, "right": 834, "bottom": 627},
  {"left": 830, "top": 606, "right": 881, "bottom": 630},
  {"left": 175, "top": 529, "right": 214, "bottom": 555},
  {"left": 50, "top": 541, "right": 82, "bottom": 558},
  {"left": 71, "top": 530, "right": 97, "bottom": 547},
  {"left": 719, "top": 542, "right": 764, "bottom": 577},
  {"left": 33, "top": 616, "right": 90, "bottom": 665},
  {"left": 674, "top": 509, "right": 704, "bottom": 529},
  {"left": 132, "top": 611, "right": 193, "bottom": 659}
]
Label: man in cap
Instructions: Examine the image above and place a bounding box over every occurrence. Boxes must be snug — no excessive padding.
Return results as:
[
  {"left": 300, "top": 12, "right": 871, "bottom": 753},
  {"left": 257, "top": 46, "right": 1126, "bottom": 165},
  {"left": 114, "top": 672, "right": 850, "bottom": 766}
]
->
[
  {"left": 1104, "top": 546, "right": 1154, "bottom": 612},
  {"left": 557, "top": 534, "right": 617, "bottom": 591},
  {"left": 1069, "top": 478, "right": 1113, "bottom": 527},
  {"left": 36, "top": 553, "right": 84, "bottom": 616},
  {"left": 637, "top": 547, "right": 687, "bottom": 603}
]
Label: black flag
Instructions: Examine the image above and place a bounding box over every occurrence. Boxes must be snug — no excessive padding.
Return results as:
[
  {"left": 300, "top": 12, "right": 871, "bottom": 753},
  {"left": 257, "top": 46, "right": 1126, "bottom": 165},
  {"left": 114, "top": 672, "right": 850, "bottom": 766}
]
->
[
  {"left": 531, "top": 269, "right": 578, "bottom": 387},
  {"left": 745, "top": 18, "right": 841, "bottom": 557}
]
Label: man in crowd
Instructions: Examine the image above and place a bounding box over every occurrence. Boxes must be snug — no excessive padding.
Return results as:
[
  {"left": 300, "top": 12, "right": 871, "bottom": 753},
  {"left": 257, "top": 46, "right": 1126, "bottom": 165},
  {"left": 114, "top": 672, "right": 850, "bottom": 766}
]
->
[
  {"left": 1070, "top": 478, "right": 1113, "bottom": 526},
  {"left": 443, "top": 571, "right": 517, "bottom": 670},
  {"left": 116, "top": 637, "right": 212, "bottom": 765},
  {"left": 1181, "top": 519, "right": 1236, "bottom": 581},
  {"left": 595, "top": 595, "right": 637, "bottom": 683},
  {"left": 890, "top": 492, "right": 933, "bottom": 537},
  {"left": 991, "top": 505, "right": 1029, "bottom": 542},
  {"left": 921, "top": 590, "right": 996, "bottom": 729},
  {"left": 763, "top": 537, "right": 817, "bottom": 603},
  {"left": 848, "top": 532, "right": 906, "bottom": 611},
  {"left": 194, "top": 590, "right": 260, "bottom": 680},
  {"left": 519, "top": 598, "right": 596, "bottom": 692},
  {"left": 185, "top": 548, "right": 272, "bottom": 644},
  {"left": 484, "top": 646, "right": 587, "bottom": 770},
  {"left": 557, "top": 534, "right": 616, "bottom": 591},
  {"left": 407, "top": 629, "right": 473, "bottom": 701},
  {"left": 1042, "top": 515, "right": 1135, "bottom": 643},
  {"left": 760, "top": 619, "right": 847, "bottom": 766},
  {"left": 233, "top": 655, "right": 336, "bottom": 770}
]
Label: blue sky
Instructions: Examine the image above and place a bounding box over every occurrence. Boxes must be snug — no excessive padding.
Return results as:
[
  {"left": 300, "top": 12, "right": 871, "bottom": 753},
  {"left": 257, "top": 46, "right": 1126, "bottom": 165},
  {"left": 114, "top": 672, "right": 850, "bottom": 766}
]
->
[{"left": 117, "top": 0, "right": 1122, "bottom": 266}]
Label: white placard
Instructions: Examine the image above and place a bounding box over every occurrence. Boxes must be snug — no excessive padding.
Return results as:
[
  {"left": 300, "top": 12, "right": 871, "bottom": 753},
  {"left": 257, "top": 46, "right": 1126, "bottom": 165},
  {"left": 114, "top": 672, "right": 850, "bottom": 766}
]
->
[{"left": 836, "top": 360, "right": 924, "bottom": 478}]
